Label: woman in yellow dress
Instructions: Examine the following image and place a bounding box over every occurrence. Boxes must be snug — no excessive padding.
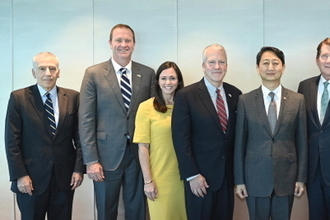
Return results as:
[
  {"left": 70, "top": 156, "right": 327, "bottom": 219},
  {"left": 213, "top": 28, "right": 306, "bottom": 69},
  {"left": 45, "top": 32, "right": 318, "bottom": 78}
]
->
[{"left": 133, "top": 61, "right": 186, "bottom": 220}]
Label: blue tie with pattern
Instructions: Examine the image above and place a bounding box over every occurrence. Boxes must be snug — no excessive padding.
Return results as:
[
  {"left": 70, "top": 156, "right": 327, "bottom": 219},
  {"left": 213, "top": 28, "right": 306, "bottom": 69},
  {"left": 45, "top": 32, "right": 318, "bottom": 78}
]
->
[
  {"left": 45, "top": 93, "right": 56, "bottom": 136},
  {"left": 321, "top": 81, "right": 329, "bottom": 123},
  {"left": 120, "top": 68, "right": 132, "bottom": 111}
]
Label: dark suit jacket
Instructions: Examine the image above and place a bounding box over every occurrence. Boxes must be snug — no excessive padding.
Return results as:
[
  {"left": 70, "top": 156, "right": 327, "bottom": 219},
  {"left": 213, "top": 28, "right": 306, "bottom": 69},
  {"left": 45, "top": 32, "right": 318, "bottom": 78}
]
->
[
  {"left": 234, "top": 86, "right": 307, "bottom": 197},
  {"left": 172, "top": 79, "right": 242, "bottom": 191},
  {"left": 79, "top": 59, "right": 155, "bottom": 170},
  {"left": 298, "top": 75, "right": 330, "bottom": 185},
  {"left": 5, "top": 85, "right": 84, "bottom": 195}
]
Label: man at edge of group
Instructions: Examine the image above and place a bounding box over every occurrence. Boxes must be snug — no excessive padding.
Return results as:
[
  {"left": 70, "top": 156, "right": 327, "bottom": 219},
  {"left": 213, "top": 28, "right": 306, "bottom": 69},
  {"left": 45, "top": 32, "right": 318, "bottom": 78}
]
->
[
  {"left": 5, "top": 52, "right": 84, "bottom": 220},
  {"left": 79, "top": 24, "right": 155, "bottom": 220},
  {"left": 172, "top": 44, "right": 242, "bottom": 220},
  {"left": 298, "top": 37, "right": 330, "bottom": 220},
  {"left": 235, "top": 46, "right": 307, "bottom": 220}
]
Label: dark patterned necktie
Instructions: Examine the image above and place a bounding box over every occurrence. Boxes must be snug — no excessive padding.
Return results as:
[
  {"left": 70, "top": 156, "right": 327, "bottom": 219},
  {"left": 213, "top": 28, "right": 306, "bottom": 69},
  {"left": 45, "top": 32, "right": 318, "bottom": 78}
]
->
[
  {"left": 216, "top": 89, "right": 228, "bottom": 133},
  {"left": 268, "top": 92, "right": 277, "bottom": 134},
  {"left": 44, "top": 93, "right": 56, "bottom": 136},
  {"left": 120, "top": 68, "right": 132, "bottom": 111}
]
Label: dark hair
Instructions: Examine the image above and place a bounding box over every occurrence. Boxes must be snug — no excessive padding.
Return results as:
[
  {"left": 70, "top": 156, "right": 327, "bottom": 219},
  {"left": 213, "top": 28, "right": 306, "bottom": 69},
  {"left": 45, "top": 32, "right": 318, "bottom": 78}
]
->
[
  {"left": 153, "top": 61, "right": 184, "bottom": 113},
  {"left": 316, "top": 38, "right": 330, "bottom": 58},
  {"left": 256, "top": 46, "right": 285, "bottom": 66},
  {"left": 109, "top": 24, "right": 135, "bottom": 43}
]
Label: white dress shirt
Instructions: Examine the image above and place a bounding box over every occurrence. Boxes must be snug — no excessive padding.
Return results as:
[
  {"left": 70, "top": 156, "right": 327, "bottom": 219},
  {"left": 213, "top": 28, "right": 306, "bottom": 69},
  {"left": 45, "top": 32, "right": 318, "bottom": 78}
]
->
[{"left": 37, "top": 84, "right": 59, "bottom": 126}]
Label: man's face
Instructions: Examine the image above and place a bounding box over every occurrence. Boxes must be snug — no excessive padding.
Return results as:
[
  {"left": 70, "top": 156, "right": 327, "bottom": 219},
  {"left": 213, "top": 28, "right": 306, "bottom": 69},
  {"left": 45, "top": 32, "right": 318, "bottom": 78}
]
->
[
  {"left": 32, "top": 56, "right": 60, "bottom": 91},
  {"left": 202, "top": 48, "right": 227, "bottom": 87},
  {"left": 257, "top": 51, "right": 285, "bottom": 84},
  {"left": 317, "top": 44, "right": 330, "bottom": 80},
  {"left": 109, "top": 27, "right": 135, "bottom": 63}
]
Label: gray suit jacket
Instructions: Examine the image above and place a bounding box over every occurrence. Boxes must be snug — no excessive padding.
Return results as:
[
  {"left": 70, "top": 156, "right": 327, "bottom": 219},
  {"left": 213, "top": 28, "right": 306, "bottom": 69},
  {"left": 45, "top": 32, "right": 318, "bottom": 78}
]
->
[
  {"left": 79, "top": 59, "right": 155, "bottom": 170},
  {"left": 234, "top": 86, "right": 307, "bottom": 197}
]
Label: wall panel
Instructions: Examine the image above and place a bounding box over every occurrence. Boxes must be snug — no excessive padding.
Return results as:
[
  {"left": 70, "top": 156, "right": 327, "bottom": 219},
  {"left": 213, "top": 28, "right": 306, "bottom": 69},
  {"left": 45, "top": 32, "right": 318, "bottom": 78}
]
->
[
  {"left": 0, "top": 1, "right": 15, "bottom": 219},
  {"left": 1, "top": 0, "right": 329, "bottom": 219}
]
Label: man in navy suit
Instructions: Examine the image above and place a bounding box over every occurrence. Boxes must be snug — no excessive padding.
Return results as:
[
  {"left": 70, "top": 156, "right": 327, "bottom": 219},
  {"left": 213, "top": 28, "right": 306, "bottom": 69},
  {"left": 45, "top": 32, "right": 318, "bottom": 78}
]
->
[
  {"left": 298, "top": 38, "right": 330, "bottom": 220},
  {"left": 172, "top": 44, "right": 242, "bottom": 220},
  {"left": 5, "top": 52, "right": 84, "bottom": 220}
]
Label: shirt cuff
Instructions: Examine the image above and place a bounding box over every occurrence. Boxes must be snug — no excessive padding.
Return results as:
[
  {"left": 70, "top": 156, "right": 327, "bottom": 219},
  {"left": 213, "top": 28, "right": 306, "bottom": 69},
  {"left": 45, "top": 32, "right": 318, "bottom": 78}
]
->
[{"left": 186, "top": 174, "right": 200, "bottom": 181}]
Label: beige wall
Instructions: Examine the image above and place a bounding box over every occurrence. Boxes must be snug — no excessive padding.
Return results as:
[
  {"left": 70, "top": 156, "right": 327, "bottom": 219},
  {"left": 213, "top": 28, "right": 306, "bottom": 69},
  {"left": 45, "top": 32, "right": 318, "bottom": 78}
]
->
[{"left": 1, "top": 0, "right": 329, "bottom": 219}]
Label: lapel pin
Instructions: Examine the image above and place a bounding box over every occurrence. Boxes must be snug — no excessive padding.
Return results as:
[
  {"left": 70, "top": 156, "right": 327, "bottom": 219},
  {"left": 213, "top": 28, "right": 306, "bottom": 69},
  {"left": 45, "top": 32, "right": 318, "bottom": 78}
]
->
[
  {"left": 228, "top": 94, "right": 232, "bottom": 97},
  {"left": 283, "top": 97, "right": 287, "bottom": 100},
  {"left": 137, "top": 74, "right": 141, "bottom": 78}
]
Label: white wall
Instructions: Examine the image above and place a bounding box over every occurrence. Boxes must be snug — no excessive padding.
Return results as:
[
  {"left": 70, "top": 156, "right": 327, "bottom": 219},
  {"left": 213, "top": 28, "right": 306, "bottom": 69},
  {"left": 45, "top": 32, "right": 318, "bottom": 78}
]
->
[{"left": 1, "top": 0, "right": 329, "bottom": 219}]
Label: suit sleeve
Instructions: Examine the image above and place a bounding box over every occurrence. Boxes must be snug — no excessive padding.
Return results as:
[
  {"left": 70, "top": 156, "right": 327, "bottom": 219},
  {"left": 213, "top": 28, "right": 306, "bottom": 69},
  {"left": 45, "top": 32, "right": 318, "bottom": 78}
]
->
[
  {"left": 79, "top": 68, "right": 99, "bottom": 164},
  {"left": 172, "top": 91, "right": 199, "bottom": 180},
  {"left": 149, "top": 71, "right": 156, "bottom": 98},
  {"left": 5, "top": 92, "right": 27, "bottom": 181},
  {"left": 295, "top": 96, "right": 308, "bottom": 183},
  {"left": 72, "top": 93, "right": 85, "bottom": 173},
  {"left": 234, "top": 96, "right": 248, "bottom": 185}
]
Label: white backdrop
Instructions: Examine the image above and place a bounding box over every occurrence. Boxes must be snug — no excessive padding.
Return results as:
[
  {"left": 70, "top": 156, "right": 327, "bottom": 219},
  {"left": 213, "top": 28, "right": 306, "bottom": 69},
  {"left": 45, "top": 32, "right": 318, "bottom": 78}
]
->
[{"left": 1, "top": 0, "right": 329, "bottom": 219}]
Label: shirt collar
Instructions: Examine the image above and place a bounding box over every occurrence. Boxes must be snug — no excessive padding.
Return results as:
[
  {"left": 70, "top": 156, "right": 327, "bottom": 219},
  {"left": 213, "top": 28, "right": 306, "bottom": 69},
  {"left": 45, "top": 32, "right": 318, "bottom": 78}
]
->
[
  {"left": 261, "top": 84, "right": 281, "bottom": 100},
  {"left": 319, "top": 75, "right": 329, "bottom": 86},
  {"left": 37, "top": 84, "right": 57, "bottom": 98},
  {"left": 203, "top": 77, "right": 224, "bottom": 94},
  {"left": 111, "top": 58, "right": 132, "bottom": 74}
]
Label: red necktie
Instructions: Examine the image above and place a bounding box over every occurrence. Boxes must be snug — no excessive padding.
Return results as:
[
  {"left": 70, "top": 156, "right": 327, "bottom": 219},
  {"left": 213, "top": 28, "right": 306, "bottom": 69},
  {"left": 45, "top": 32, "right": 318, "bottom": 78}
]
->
[{"left": 216, "top": 89, "right": 228, "bottom": 133}]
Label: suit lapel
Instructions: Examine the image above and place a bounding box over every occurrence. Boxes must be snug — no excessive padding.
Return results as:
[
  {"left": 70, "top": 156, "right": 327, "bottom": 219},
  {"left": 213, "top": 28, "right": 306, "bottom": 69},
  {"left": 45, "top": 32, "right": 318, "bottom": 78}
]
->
[
  {"left": 309, "top": 76, "right": 322, "bottom": 127},
  {"left": 129, "top": 62, "right": 142, "bottom": 115},
  {"left": 56, "top": 87, "right": 68, "bottom": 137},
  {"left": 255, "top": 87, "right": 273, "bottom": 136},
  {"left": 29, "top": 85, "right": 54, "bottom": 137},
  {"left": 103, "top": 60, "right": 126, "bottom": 113},
  {"left": 274, "top": 86, "right": 287, "bottom": 135},
  {"left": 29, "top": 85, "right": 45, "bottom": 123},
  {"left": 223, "top": 83, "right": 236, "bottom": 134},
  {"left": 197, "top": 80, "right": 223, "bottom": 131}
]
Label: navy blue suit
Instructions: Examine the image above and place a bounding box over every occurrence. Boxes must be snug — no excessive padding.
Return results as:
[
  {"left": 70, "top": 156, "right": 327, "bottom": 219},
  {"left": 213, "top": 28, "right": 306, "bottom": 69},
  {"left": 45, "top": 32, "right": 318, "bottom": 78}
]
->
[
  {"left": 298, "top": 75, "right": 330, "bottom": 220},
  {"left": 172, "top": 79, "right": 241, "bottom": 220}
]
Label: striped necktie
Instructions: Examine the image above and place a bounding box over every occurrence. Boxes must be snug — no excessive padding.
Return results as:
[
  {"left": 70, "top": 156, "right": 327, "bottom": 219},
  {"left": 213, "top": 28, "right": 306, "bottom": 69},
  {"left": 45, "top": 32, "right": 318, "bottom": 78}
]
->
[
  {"left": 44, "top": 92, "right": 56, "bottom": 136},
  {"left": 216, "top": 89, "right": 228, "bottom": 133},
  {"left": 120, "top": 68, "right": 132, "bottom": 111}
]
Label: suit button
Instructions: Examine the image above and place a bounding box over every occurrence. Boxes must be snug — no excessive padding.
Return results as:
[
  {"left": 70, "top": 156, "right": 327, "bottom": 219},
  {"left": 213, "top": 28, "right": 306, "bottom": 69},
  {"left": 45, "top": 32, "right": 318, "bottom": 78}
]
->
[
  {"left": 272, "top": 138, "right": 275, "bottom": 142},
  {"left": 49, "top": 161, "right": 53, "bottom": 164},
  {"left": 320, "top": 130, "right": 324, "bottom": 133}
]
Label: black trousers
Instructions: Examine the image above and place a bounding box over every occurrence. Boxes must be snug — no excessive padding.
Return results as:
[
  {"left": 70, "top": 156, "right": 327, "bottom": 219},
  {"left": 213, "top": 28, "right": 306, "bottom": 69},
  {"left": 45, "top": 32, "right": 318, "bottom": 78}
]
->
[
  {"left": 184, "top": 175, "right": 234, "bottom": 220},
  {"left": 307, "top": 162, "right": 330, "bottom": 220},
  {"left": 17, "top": 171, "right": 74, "bottom": 220}
]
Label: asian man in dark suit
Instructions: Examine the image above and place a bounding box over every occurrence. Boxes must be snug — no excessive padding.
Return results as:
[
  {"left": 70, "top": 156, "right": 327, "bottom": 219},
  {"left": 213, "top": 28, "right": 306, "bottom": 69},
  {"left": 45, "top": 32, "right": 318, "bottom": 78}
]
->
[
  {"left": 235, "top": 46, "right": 307, "bottom": 220},
  {"left": 298, "top": 38, "right": 330, "bottom": 220},
  {"left": 172, "top": 44, "right": 242, "bottom": 220},
  {"left": 5, "top": 52, "right": 84, "bottom": 220},
  {"left": 79, "top": 24, "right": 155, "bottom": 220}
]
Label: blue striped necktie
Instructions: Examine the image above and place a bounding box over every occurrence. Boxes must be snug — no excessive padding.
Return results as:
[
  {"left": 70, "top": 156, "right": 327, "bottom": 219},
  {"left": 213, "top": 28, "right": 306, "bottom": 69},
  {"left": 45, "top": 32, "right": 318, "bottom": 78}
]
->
[
  {"left": 120, "top": 68, "right": 132, "bottom": 111},
  {"left": 44, "top": 93, "right": 56, "bottom": 136}
]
